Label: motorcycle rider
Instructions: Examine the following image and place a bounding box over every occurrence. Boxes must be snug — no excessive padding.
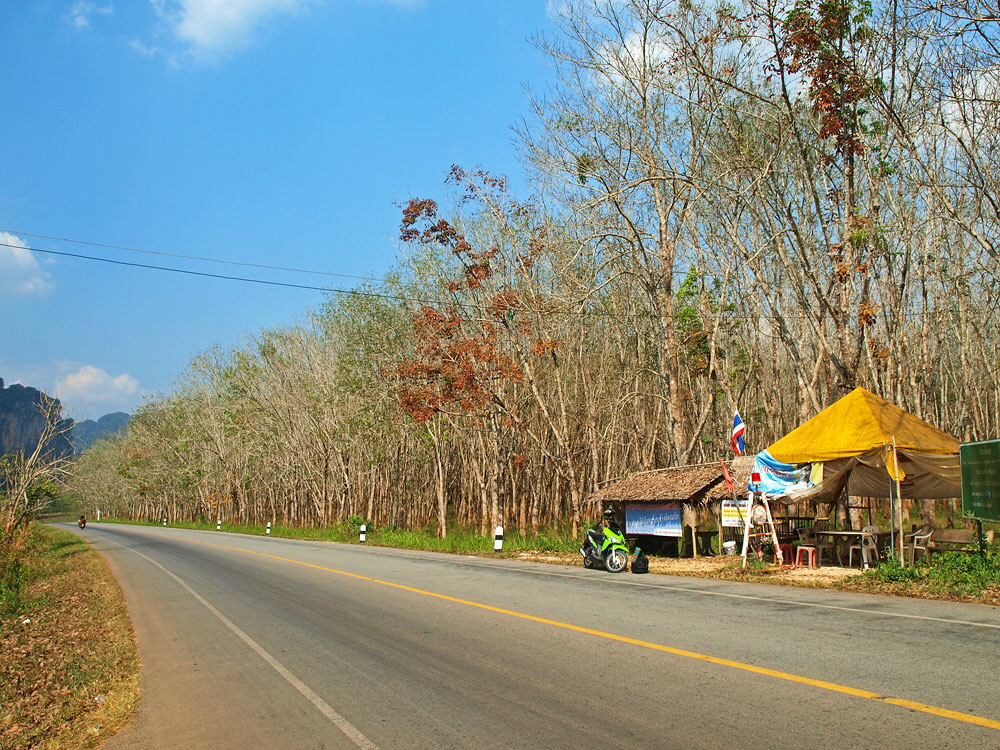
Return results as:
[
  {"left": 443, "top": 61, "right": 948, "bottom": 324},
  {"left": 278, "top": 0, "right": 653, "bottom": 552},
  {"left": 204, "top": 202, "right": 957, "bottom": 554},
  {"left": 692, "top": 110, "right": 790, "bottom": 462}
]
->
[
  {"left": 78, "top": 514, "right": 86, "bottom": 529},
  {"left": 586, "top": 507, "right": 620, "bottom": 550}
]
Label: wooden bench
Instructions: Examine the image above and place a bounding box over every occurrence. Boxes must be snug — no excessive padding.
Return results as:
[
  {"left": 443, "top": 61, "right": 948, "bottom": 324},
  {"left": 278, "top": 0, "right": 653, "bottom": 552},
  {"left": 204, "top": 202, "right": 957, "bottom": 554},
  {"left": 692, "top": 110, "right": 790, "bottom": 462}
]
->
[{"left": 928, "top": 528, "right": 979, "bottom": 555}]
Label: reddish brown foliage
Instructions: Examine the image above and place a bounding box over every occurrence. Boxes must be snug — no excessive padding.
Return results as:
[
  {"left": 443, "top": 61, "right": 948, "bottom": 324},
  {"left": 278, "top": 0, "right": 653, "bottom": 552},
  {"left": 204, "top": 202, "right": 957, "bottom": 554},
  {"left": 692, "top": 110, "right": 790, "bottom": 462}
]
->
[
  {"left": 392, "top": 168, "right": 565, "bottom": 424},
  {"left": 391, "top": 305, "right": 523, "bottom": 423},
  {"left": 782, "top": 0, "right": 873, "bottom": 156}
]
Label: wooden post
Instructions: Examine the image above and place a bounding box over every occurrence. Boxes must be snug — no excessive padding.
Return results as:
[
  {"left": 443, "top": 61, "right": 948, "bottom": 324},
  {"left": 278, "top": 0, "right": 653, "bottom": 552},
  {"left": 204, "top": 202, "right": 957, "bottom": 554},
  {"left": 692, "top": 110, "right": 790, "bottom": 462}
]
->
[
  {"left": 762, "top": 497, "right": 783, "bottom": 564},
  {"left": 742, "top": 471, "right": 761, "bottom": 568},
  {"left": 740, "top": 493, "right": 753, "bottom": 568},
  {"left": 717, "top": 502, "right": 724, "bottom": 559}
]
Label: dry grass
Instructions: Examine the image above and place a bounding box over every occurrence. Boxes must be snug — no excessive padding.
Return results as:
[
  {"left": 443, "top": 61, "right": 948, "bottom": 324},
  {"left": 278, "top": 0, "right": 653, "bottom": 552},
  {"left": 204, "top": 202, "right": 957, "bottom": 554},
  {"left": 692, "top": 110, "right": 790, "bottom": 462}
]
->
[{"left": 0, "top": 526, "right": 138, "bottom": 750}]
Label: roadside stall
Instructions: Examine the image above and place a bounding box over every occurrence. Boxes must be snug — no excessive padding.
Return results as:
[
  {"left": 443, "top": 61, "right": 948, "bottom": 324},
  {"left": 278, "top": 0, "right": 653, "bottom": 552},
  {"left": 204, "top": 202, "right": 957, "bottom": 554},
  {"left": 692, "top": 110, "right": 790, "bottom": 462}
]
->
[{"left": 750, "top": 387, "right": 962, "bottom": 564}]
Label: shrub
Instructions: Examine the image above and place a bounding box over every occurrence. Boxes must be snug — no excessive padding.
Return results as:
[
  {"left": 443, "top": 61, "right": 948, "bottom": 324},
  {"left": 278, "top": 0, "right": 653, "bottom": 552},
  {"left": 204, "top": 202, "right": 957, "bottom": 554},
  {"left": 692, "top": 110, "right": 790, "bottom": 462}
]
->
[
  {"left": 863, "top": 548, "right": 1000, "bottom": 599},
  {"left": 865, "top": 555, "right": 922, "bottom": 583},
  {"left": 0, "top": 547, "right": 26, "bottom": 616}
]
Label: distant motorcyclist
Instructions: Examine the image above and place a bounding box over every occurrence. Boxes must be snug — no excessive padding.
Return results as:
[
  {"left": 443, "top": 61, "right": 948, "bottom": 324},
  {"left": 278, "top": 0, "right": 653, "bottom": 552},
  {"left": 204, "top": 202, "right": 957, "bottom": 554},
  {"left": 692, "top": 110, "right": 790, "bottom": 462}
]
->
[{"left": 78, "top": 515, "right": 86, "bottom": 529}]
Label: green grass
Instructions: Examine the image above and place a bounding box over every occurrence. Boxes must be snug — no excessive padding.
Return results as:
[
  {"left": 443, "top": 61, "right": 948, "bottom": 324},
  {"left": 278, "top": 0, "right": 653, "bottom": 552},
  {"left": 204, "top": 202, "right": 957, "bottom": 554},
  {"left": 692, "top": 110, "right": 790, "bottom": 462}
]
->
[
  {"left": 868, "top": 548, "right": 1000, "bottom": 589},
  {"left": 0, "top": 546, "right": 27, "bottom": 617},
  {"left": 849, "top": 546, "right": 1000, "bottom": 602}
]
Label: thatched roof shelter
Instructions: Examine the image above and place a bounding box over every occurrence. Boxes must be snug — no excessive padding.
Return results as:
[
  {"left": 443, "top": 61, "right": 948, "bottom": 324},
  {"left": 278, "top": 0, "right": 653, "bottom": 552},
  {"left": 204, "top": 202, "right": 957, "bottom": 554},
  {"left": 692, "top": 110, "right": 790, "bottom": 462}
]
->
[{"left": 587, "top": 457, "right": 754, "bottom": 506}]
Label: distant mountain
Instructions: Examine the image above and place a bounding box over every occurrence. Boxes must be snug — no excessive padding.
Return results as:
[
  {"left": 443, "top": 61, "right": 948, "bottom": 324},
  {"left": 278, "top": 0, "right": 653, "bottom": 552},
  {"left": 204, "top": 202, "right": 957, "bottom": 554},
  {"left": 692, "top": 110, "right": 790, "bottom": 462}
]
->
[
  {"left": 0, "top": 377, "right": 74, "bottom": 458},
  {"left": 72, "top": 412, "right": 131, "bottom": 452}
]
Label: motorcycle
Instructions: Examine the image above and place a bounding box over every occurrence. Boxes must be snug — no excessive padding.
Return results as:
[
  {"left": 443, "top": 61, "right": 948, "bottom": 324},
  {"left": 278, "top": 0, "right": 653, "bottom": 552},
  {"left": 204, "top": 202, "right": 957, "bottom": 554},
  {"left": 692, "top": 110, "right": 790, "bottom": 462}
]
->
[
  {"left": 580, "top": 512, "right": 629, "bottom": 573},
  {"left": 78, "top": 516, "right": 86, "bottom": 529}
]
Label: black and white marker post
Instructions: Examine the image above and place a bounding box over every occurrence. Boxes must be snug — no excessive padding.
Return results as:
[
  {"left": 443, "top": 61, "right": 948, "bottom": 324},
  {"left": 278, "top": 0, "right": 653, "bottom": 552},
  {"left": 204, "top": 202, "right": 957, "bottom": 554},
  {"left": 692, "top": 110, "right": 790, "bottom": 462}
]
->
[
  {"left": 494, "top": 525, "right": 504, "bottom": 551},
  {"left": 359, "top": 524, "right": 367, "bottom": 542},
  {"left": 216, "top": 518, "right": 221, "bottom": 531},
  {"left": 266, "top": 521, "right": 272, "bottom": 535}
]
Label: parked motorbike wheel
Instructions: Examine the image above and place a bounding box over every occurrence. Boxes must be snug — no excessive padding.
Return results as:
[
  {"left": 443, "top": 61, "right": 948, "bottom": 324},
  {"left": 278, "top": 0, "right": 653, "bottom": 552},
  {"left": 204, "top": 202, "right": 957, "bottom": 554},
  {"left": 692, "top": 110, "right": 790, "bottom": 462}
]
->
[{"left": 604, "top": 548, "right": 628, "bottom": 573}]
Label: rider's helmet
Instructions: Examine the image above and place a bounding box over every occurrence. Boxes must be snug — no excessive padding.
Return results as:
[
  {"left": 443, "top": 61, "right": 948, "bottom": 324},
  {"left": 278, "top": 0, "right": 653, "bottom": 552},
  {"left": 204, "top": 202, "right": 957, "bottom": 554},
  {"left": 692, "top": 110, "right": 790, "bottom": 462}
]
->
[{"left": 603, "top": 507, "right": 618, "bottom": 528}]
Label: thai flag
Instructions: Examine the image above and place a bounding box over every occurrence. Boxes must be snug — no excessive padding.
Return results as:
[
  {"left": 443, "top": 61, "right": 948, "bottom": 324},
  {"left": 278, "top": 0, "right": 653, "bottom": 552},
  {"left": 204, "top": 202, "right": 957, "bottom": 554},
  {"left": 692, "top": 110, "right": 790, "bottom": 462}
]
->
[{"left": 731, "top": 411, "right": 746, "bottom": 456}]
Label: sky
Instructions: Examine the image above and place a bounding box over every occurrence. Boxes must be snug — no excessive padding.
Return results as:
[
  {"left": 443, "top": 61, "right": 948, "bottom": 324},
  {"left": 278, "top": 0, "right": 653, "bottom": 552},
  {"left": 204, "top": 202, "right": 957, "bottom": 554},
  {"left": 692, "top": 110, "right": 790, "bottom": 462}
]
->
[{"left": 0, "top": 0, "right": 555, "bottom": 420}]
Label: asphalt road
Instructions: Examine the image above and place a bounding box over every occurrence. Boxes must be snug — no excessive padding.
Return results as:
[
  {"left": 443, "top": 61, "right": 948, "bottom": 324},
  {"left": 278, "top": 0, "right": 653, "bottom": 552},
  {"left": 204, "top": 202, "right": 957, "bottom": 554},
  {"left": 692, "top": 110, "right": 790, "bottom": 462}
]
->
[{"left": 64, "top": 522, "right": 1000, "bottom": 749}]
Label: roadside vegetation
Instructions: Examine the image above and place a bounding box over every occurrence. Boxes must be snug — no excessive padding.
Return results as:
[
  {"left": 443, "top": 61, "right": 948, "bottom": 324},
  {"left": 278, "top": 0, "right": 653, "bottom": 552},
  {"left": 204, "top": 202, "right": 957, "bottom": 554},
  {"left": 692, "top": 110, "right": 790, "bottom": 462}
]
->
[
  {"left": 845, "top": 550, "right": 1000, "bottom": 604},
  {"left": 0, "top": 524, "right": 138, "bottom": 749},
  {"left": 1, "top": 400, "right": 138, "bottom": 748},
  {"left": 2, "top": 399, "right": 72, "bottom": 618}
]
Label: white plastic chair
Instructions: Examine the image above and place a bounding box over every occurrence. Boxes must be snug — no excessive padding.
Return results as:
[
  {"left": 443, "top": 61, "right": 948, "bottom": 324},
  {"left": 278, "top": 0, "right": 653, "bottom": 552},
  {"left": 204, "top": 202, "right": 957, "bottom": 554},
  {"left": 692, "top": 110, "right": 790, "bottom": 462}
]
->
[
  {"left": 849, "top": 525, "right": 880, "bottom": 568},
  {"left": 904, "top": 525, "right": 933, "bottom": 564}
]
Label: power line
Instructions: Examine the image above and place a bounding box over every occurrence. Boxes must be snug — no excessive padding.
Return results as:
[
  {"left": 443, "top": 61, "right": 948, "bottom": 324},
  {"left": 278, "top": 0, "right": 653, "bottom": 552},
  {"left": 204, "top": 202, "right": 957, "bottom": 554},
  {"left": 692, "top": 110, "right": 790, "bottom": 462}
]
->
[
  {"left": 8, "top": 242, "right": 416, "bottom": 302},
  {"left": 6, "top": 240, "right": 987, "bottom": 324},
  {"left": 0, "top": 227, "right": 382, "bottom": 283},
  {"left": 0, "top": 226, "right": 748, "bottom": 282}
]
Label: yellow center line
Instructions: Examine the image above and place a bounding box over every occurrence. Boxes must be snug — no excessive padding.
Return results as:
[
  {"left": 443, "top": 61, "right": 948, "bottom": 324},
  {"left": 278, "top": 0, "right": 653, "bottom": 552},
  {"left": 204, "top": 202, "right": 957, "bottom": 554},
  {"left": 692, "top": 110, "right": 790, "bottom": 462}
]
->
[{"left": 127, "top": 528, "right": 1000, "bottom": 732}]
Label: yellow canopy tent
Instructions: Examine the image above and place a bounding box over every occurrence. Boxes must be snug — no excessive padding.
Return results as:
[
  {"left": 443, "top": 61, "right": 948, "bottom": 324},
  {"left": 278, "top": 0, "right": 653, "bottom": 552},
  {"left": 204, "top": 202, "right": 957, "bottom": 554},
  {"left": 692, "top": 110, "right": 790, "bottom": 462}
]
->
[
  {"left": 763, "top": 387, "right": 960, "bottom": 503},
  {"left": 768, "top": 387, "right": 958, "bottom": 462}
]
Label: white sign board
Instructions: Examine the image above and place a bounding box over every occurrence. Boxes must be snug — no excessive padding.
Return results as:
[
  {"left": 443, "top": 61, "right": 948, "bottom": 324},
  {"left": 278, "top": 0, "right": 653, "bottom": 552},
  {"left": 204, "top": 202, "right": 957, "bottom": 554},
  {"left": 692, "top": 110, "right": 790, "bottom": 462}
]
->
[{"left": 721, "top": 496, "right": 752, "bottom": 528}]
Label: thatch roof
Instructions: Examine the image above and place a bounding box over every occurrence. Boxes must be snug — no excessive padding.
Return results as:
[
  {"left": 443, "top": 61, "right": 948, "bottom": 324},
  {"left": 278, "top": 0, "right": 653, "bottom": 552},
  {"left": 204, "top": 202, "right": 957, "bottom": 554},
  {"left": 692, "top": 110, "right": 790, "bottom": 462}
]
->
[{"left": 588, "top": 457, "right": 754, "bottom": 505}]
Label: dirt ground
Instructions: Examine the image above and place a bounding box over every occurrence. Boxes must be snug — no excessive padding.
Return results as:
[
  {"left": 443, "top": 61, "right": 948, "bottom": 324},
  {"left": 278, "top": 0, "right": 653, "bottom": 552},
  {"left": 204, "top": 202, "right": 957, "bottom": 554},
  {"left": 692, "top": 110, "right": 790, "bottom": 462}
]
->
[{"left": 515, "top": 550, "right": 861, "bottom": 589}]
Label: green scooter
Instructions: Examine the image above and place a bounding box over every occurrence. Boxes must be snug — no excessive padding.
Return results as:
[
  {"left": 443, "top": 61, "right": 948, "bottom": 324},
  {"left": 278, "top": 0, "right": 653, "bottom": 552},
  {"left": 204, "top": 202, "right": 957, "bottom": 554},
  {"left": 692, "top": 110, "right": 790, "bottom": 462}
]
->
[{"left": 580, "top": 509, "right": 629, "bottom": 573}]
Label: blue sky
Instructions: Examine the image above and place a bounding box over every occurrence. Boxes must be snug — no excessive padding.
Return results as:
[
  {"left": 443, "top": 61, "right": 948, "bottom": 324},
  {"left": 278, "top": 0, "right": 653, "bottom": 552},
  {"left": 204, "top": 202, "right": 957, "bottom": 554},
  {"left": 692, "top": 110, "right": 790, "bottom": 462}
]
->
[{"left": 0, "top": 0, "right": 554, "bottom": 420}]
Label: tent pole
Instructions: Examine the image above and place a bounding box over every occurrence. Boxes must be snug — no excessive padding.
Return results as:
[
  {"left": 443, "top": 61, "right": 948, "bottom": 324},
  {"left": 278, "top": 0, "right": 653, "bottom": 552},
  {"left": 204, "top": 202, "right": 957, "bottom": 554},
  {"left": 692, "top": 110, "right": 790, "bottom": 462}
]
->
[
  {"left": 894, "top": 437, "right": 904, "bottom": 565},
  {"left": 889, "top": 477, "right": 896, "bottom": 555}
]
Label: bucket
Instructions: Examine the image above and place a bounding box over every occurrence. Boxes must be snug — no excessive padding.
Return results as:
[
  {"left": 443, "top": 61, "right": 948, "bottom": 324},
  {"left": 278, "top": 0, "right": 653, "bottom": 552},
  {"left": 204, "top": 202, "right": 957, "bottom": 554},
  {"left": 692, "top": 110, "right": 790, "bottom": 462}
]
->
[{"left": 722, "top": 540, "right": 737, "bottom": 555}]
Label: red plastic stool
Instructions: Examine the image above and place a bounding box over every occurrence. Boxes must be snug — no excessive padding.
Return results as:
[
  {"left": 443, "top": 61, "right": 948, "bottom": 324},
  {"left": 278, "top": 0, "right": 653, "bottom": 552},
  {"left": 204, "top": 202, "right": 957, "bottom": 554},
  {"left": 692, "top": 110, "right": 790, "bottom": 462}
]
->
[
  {"left": 795, "top": 546, "right": 817, "bottom": 569},
  {"left": 773, "top": 543, "right": 795, "bottom": 564}
]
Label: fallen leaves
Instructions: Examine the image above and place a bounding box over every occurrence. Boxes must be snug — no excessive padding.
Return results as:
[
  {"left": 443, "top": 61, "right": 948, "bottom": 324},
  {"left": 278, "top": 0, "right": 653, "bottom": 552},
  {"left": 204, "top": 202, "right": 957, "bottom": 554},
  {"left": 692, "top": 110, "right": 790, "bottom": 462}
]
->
[{"left": 0, "top": 525, "right": 138, "bottom": 749}]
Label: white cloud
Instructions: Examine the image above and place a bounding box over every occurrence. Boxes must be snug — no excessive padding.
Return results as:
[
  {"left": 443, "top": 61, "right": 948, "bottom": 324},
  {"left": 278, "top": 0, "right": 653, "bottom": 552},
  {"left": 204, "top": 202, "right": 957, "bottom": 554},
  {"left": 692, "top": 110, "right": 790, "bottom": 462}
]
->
[
  {"left": 56, "top": 365, "right": 140, "bottom": 412},
  {"left": 152, "top": 0, "right": 309, "bottom": 59},
  {"left": 130, "top": 38, "right": 161, "bottom": 57},
  {"left": 0, "top": 233, "right": 53, "bottom": 297},
  {"left": 67, "top": 1, "right": 115, "bottom": 29}
]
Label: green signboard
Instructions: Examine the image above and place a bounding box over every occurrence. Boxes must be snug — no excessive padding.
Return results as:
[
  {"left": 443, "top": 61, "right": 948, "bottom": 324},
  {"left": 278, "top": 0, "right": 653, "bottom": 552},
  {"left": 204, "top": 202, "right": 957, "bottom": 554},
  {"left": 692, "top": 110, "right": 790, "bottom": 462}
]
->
[{"left": 960, "top": 439, "right": 1000, "bottom": 523}]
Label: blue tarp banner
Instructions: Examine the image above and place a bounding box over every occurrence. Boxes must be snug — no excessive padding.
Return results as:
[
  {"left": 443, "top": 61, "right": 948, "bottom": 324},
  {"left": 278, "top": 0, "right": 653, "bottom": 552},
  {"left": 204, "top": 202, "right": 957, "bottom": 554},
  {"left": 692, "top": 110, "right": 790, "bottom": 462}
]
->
[
  {"left": 749, "top": 450, "right": 813, "bottom": 496},
  {"left": 625, "top": 502, "right": 682, "bottom": 536}
]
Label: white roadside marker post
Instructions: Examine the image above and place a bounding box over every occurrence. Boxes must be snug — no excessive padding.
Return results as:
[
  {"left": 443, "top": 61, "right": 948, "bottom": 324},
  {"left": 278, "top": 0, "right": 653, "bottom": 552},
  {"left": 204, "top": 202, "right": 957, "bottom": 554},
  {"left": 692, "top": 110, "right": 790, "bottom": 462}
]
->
[
  {"left": 359, "top": 524, "right": 366, "bottom": 542},
  {"left": 266, "top": 521, "right": 272, "bottom": 535},
  {"left": 216, "top": 519, "right": 221, "bottom": 531},
  {"left": 162, "top": 517, "right": 167, "bottom": 526},
  {"left": 494, "top": 525, "right": 504, "bottom": 551}
]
